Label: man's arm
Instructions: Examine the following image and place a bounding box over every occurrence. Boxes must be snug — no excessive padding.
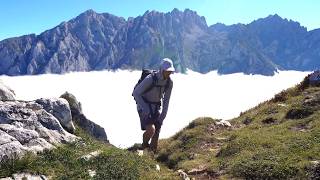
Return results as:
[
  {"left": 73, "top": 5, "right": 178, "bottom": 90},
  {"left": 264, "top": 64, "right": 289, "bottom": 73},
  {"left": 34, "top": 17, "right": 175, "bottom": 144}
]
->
[
  {"left": 158, "top": 79, "right": 173, "bottom": 123},
  {"left": 132, "top": 75, "right": 153, "bottom": 114}
]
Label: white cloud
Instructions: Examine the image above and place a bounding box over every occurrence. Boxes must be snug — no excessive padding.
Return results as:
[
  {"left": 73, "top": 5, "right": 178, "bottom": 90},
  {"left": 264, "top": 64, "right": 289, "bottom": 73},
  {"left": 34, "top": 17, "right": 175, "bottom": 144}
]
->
[{"left": 0, "top": 70, "right": 309, "bottom": 148}]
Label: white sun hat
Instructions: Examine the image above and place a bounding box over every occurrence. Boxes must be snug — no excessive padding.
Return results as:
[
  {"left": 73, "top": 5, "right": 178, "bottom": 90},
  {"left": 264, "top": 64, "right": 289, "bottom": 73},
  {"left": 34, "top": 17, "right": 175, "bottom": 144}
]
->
[{"left": 160, "top": 58, "right": 175, "bottom": 72}]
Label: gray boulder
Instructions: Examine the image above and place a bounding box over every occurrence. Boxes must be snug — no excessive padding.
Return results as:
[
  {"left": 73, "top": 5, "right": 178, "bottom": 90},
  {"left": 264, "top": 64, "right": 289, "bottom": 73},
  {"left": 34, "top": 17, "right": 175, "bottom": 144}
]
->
[
  {"left": 0, "top": 173, "right": 48, "bottom": 180},
  {"left": 36, "top": 98, "right": 75, "bottom": 133},
  {"left": 60, "top": 92, "right": 108, "bottom": 142},
  {"left": 216, "top": 120, "right": 232, "bottom": 128},
  {"left": 0, "top": 100, "right": 77, "bottom": 162},
  {"left": 60, "top": 91, "right": 82, "bottom": 114},
  {"left": 0, "top": 81, "right": 15, "bottom": 101}
]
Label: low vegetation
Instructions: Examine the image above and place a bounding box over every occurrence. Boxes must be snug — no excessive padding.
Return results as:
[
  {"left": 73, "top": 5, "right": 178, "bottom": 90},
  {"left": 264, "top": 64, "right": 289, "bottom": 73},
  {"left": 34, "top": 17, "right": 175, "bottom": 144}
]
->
[
  {"left": 157, "top": 75, "right": 320, "bottom": 179},
  {"left": 0, "top": 124, "right": 177, "bottom": 179}
]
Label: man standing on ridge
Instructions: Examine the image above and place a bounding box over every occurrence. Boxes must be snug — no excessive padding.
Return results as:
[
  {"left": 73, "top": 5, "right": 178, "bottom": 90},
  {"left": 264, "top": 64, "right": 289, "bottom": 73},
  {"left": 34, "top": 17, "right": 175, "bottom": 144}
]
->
[{"left": 132, "top": 58, "right": 174, "bottom": 152}]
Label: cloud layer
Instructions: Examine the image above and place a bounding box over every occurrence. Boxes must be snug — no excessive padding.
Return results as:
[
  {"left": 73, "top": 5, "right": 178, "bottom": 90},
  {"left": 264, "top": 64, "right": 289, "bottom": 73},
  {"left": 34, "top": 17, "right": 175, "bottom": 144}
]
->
[{"left": 0, "top": 70, "right": 309, "bottom": 147}]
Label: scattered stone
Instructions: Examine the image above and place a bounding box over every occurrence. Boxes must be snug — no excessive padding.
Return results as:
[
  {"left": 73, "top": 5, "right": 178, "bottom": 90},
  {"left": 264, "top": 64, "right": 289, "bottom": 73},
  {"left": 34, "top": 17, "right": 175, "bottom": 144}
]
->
[
  {"left": 156, "top": 164, "right": 161, "bottom": 172},
  {"left": 188, "top": 167, "right": 207, "bottom": 175},
  {"left": 215, "top": 137, "right": 228, "bottom": 141},
  {"left": 209, "top": 148, "right": 221, "bottom": 155},
  {"left": 311, "top": 160, "right": 320, "bottom": 166},
  {"left": 216, "top": 120, "right": 231, "bottom": 128},
  {"left": 81, "top": 150, "right": 102, "bottom": 161},
  {"left": 0, "top": 173, "right": 48, "bottom": 180},
  {"left": 277, "top": 103, "right": 287, "bottom": 107},
  {"left": 88, "top": 170, "right": 96, "bottom": 177},
  {"left": 137, "top": 150, "right": 144, "bottom": 157},
  {"left": 177, "top": 169, "right": 190, "bottom": 180}
]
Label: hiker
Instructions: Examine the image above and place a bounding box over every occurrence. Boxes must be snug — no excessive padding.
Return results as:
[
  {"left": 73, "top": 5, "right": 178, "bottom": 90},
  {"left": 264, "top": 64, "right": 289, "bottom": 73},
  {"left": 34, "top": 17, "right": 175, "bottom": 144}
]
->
[{"left": 132, "top": 58, "right": 175, "bottom": 152}]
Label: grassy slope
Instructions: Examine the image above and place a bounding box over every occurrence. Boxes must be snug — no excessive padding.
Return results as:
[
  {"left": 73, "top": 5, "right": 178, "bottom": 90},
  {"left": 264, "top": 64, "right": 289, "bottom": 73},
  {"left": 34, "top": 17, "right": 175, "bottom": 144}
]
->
[
  {"left": 156, "top": 76, "right": 320, "bottom": 179},
  {"left": 0, "top": 123, "right": 179, "bottom": 179}
]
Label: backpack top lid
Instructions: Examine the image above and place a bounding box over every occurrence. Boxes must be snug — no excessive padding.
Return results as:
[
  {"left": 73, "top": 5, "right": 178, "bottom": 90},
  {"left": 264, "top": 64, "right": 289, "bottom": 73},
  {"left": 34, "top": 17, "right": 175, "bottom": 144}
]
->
[{"left": 138, "top": 69, "right": 157, "bottom": 84}]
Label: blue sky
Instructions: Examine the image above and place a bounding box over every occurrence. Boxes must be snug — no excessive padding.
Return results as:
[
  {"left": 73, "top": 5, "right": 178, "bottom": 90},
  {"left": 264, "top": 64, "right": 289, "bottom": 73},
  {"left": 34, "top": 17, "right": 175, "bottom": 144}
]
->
[{"left": 0, "top": 0, "right": 319, "bottom": 41}]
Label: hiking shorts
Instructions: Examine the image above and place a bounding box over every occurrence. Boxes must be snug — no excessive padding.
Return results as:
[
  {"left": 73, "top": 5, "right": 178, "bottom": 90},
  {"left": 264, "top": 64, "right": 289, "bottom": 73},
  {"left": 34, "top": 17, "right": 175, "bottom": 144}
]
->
[{"left": 138, "top": 107, "right": 161, "bottom": 131}]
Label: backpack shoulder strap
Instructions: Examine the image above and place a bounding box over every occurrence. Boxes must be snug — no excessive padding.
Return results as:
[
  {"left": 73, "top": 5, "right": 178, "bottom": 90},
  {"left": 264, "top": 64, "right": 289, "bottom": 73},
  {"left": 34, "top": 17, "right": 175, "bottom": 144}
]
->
[
  {"left": 142, "top": 72, "right": 158, "bottom": 94},
  {"left": 164, "top": 77, "right": 171, "bottom": 91}
]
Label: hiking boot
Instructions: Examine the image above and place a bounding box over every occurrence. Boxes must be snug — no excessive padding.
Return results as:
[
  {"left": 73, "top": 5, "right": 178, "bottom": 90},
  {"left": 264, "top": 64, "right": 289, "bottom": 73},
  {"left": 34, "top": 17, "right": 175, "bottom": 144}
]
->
[{"left": 141, "top": 142, "right": 150, "bottom": 150}]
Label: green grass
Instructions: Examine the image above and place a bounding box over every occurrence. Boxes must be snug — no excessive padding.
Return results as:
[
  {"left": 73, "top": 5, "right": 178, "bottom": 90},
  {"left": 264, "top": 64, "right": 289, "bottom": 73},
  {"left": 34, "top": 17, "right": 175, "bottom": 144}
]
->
[
  {"left": 2, "top": 75, "right": 320, "bottom": 179},
  {"left": 157, "top": 77, "right": 320, "bottom": 179},
  {"left": 0, "top": 124, "right": 178, "bottom": 179}
]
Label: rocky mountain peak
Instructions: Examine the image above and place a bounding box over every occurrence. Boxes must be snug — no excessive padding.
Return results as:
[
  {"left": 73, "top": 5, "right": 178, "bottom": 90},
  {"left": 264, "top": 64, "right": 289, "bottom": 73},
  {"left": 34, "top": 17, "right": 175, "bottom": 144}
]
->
[{"left": 0, "top": 9, "right": 319, "bottom": 76}]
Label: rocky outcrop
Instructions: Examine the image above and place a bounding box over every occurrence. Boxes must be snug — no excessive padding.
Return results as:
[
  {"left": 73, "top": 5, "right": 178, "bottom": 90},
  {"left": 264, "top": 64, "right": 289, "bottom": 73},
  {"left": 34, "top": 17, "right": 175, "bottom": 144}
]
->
[
  {"left": 60, "top": 92, "right": 108, "bottom": 142},
  {"left": 35, "top": 98, "right": 75, "bottom": 133},
  {"left": 0, "top": 81, "right": 15, "bottom": 101},
  {"left": 0, "top": 9, "right": 319, "bottom": 76},
  {"left": 0, "top": 100, "right": 77, "bottom": 162},
  {"left": 0, "top": 84, "right": 109, "bottom": 163},
  {"left": 0, "top": 83, "right": 110, "bottom": 178}
]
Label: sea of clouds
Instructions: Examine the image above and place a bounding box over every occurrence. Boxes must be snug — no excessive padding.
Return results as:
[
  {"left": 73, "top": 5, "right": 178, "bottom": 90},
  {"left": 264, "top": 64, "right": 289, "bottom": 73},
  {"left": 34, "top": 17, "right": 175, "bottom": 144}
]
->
[{"left": 0, "top": 70, "right": 310, "bottom": 148}]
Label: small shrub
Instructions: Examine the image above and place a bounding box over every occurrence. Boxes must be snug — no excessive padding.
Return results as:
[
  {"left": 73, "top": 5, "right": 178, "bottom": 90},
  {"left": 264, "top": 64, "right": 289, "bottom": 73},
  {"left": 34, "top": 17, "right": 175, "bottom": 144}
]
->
[
  {"left": 262, "top": 117, "right": 277, "bottom": 124},
  {"left": 243, "top": 117, "right": 253, "bottom": 125},
  {"left": 286, "top": 108, "right": 313, "bottom": 119},
  {"left": 272, "top": 90, "right": 288, "bottom": 103},
  {"left": 298, "top": 75, "right": 310, "bottom": 91}
]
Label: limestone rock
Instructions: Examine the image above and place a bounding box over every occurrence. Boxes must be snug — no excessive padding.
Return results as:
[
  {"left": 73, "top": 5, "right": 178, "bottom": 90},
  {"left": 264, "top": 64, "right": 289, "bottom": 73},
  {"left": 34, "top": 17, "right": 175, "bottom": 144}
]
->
[
  {"left": 60, "top": 91, "right": 82, "bottom": 114},
  {"left": 60, "top": 92, "right": 108, "bottom": 142},
  {"left": 216, "top": 120, "right": 231, "bottom": 128},
  {"left": 0, "top": 100, "right": 77, "bottom": 162},
  {"left": 0, "top": 81, "right": 15, "bottom": 101},
  {"left": 177, "top": 169, "right": 190, "bottom": 180},
  {"left": 81, "top": 150, "right": 102, "bottom": 161},
  {"left": 36, "top": 98, "right": 75, "bottom": 133},
  {"left": 0, "top": 173, "right": 48, "bottom": 180}
]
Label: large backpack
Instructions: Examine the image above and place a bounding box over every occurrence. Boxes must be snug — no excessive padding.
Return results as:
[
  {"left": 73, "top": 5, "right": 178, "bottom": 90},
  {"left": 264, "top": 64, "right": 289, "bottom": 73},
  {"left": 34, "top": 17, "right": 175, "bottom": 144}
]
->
[{"left": 133, "top": 69, "right": 170, "bottom": 97}]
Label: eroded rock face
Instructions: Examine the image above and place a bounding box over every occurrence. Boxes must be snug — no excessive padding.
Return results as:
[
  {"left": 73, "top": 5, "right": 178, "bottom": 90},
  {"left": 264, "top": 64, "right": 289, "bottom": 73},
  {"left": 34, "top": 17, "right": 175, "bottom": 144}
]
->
[
  {"left": 0, "top": 100, "right": 77, "bottom": 162},
  {"left": 60, "top": 92, "right": 108, "bottom": 142},
  {"left": 35, "top": 98, "right": 75, "bottom": 133}
]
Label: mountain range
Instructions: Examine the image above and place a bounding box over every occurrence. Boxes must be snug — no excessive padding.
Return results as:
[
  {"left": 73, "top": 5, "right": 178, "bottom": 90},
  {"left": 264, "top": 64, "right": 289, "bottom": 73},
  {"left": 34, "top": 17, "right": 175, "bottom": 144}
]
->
[{"left": 0, "top": 8, "right": 319, "bottom": 76}]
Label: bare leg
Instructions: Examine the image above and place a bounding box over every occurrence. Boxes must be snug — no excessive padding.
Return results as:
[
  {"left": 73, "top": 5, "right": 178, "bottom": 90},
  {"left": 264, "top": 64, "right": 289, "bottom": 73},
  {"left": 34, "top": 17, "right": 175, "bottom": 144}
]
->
[
  {"left": 150, "top": 126, "right": 161, "bottom": 152},
  {"left": 142, "top": 124, "right": 155, "bottom": 148}
]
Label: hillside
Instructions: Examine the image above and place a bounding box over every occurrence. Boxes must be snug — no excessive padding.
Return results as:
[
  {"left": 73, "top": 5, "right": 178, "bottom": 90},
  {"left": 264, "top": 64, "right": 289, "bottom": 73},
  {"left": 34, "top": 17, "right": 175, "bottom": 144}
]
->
[
  {"left": 156, "top": 74, "right": 320, "bottom": 179},
  {"left": 0, "top": 9, "right": 319, "bottom": 76},
  {"left": 0, "top": 124, "right": 178, "bottom": 179},
  {"left": 0, "top": 83, "right": 179, "bottom": 179},
  {"left": 1, "top": 73, "right": 320, "bottom": 179}
]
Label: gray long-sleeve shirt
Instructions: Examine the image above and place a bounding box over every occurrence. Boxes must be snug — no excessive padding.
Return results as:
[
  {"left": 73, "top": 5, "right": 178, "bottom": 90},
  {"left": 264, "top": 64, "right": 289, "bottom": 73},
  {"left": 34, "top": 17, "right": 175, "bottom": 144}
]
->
[{"left": 132, "top": 70, "right": 173, "bottom": 123}]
